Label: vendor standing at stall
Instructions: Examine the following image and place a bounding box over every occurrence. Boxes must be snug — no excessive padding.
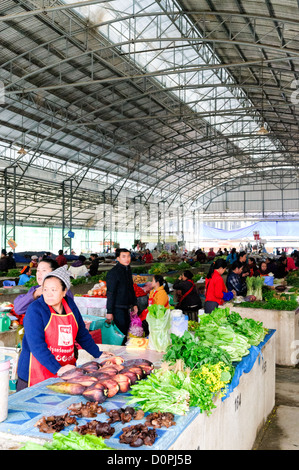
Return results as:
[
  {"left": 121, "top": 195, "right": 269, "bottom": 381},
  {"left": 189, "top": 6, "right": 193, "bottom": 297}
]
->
[
  {"left": 16, "top": 266, "right": 112, "bottom": 392},
  {"left": 226, "top": 261, "right": 247, "bottom": 297},
  {"left": 106, "top": 248, "right": 138, "bottom": 339},
  {"left": 204, "top": 259, "right": 235, "bottom": 313},
  {"left": 172, "top": 270, "right": 201, "bottom": 321}
]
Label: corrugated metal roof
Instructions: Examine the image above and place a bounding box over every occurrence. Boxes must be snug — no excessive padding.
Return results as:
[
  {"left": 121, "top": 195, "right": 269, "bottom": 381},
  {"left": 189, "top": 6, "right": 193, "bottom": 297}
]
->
[{"left": 0, "top": 0, "right": 298, "bottom": 228}]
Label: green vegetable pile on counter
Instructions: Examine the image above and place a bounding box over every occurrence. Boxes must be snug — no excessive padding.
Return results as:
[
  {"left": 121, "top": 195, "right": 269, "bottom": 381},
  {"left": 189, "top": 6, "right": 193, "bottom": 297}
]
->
[
  {"left": 238, "top": 288, "right": 298, "bottom": 311},
  {"left": 127, "top": 359, "right": 231, "bottom": 416},
  {"left": 227, "top": 312, "right": 267, "bottom": 346},
  {"left": 24, "top": 277, "right": 38, "bottom": 288},
  {"left": 187, "top": 307, "right": 268, "bottom": 360},
  {"left": 148, "top": 262, "right": 168, "bottom": 275},
  {"left": 20, "top": 431, "right": 115, "bottom": 450},
  {"left": 246, "top": 276, "right": 264, "bottom": 300},
  {"left": 286, "top": 271, "right": 299, "bottom": 287},
  {"left": 163, "top": 330, "right": 233, "bottom": 374}
]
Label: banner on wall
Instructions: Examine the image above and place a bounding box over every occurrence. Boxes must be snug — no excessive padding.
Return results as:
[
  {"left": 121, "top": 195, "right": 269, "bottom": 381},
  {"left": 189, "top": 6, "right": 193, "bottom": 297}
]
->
[{"left": 201, "top": 221, "right": 299, "bottom": 240}]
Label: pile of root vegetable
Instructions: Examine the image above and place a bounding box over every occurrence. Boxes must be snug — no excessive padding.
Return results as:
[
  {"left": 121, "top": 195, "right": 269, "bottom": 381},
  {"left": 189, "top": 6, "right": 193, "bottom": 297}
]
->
[{"left": 47, "top": 356, "right": 154, "bottom": 405}]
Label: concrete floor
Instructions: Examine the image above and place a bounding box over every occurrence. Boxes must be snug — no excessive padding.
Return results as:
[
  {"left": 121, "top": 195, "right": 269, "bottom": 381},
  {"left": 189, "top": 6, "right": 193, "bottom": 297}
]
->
[{"left": 253, "top": 366, "right": 299, "bottom": 450}]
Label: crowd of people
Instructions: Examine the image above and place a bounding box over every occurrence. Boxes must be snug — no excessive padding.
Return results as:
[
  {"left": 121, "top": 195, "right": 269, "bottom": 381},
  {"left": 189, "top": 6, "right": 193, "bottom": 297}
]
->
[{"left": 203, "top": 248, "right": 299, "bottom": 313}]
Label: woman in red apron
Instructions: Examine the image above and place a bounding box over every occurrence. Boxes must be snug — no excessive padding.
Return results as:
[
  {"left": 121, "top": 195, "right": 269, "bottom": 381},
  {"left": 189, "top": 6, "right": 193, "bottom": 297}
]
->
[{"left": 17, "top": 266, "right": 112, "bottom": 391}]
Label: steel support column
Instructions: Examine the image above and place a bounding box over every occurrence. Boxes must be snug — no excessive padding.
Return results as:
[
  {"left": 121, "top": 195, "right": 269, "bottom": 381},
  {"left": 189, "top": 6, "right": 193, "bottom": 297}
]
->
[
  {"left": 62, "top": 180, "right": 73, "bottom": 253},
  {"left": 3, "top": 167, "right": 16, "bottom": 252}
]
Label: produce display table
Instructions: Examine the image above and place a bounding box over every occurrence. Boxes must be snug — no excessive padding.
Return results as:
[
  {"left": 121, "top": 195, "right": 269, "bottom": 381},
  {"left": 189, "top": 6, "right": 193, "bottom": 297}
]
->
[
  {"left": 0, "top": 330, "right": 275, "bottom": 450},
  {"left": 226, "top": 301, "right": 299, "bottom": 366}
]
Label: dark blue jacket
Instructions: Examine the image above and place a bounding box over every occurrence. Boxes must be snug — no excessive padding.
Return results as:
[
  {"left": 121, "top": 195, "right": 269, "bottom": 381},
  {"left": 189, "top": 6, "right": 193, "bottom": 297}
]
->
[{"left": 17, "top": 295, "right": 101, "bottom": 382}]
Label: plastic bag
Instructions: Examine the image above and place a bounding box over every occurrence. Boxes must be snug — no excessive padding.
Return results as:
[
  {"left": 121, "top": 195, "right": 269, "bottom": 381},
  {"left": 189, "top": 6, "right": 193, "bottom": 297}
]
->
[
  {"left": 170, "top": 311, "right": 188, "bottom": 337},
  {"left": 128, "top": 311, "right": 144, "bottom": 338},
  {"left": 264, "top": 276, "right": 274, "bottom": 286},
  {"left": 101, "top": 321, "right": 125, "bottom": 345},
  {"left": 147, "top": 307, "right": 171, "bottom": 352}
]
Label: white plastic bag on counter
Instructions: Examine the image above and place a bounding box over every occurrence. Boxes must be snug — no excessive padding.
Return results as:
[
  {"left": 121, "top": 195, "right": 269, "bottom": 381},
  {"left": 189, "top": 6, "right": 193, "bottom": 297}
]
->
[{"left": 170, "top": 309, "right": 188, "bottom": 337}]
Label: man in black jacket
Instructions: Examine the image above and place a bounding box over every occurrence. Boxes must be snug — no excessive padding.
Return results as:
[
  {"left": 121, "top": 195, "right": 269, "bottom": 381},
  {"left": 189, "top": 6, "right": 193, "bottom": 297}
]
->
[{"left": 105, "top": 248, "right": 138, "bottom": 339}]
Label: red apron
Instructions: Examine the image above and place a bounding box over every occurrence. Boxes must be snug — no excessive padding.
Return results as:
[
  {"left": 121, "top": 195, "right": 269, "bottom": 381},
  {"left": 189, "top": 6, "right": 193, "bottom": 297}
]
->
[
  {"left": 139, "top": 290, "right": 170, "bottom": 321},
  {"left": 28, "top": 298, "right": 78, "bottom": 387}
]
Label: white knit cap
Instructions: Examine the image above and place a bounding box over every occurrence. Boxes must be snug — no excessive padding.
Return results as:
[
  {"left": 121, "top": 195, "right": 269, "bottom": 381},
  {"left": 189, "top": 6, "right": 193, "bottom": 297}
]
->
[{"left": 43, "top": 265, "right": 71, "bottom": 290}]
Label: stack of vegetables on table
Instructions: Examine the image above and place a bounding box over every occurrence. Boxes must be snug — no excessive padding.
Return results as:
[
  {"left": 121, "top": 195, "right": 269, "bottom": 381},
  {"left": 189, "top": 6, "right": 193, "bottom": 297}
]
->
[
  {"left": 127, "top": 307, "right": 268, "bottom": 417},
  {"left": 87, "top": 280, "right": 107, "bottom": 297},
  {"left": 238, "top": 284, "right": 299, "bottom": 311},
  {"left": 245, "top": 276, "right": 265, "bottom": 301}
]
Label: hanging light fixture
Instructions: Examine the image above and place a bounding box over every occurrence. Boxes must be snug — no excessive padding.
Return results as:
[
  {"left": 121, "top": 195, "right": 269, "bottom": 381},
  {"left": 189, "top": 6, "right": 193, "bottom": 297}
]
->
[{"left": 257, "top": 59, "right": 269, "bottom": 135}]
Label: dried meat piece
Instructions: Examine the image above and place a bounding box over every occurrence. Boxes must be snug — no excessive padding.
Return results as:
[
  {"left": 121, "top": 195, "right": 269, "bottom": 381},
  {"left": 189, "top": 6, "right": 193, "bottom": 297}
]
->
[
  {"left": 145, "top": 411, "right": 176, "bottom": 428},
  {"left": 74, "top": 420, "right": 115, "bottom": 438},
  {"left": 34, "top": 414, "right": 77, "bottom": 433},
  {"left": 68, "top": 401, "right": 106, "bottom": 418},
  {"left": 119, "top": 424, "right": 157, "bottom": 447}
]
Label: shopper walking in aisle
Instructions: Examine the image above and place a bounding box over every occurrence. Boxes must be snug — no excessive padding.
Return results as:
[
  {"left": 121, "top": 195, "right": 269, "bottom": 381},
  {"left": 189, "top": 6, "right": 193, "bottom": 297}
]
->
[
  {"left": 204, "top": 259, "right": 235, "bottom": 313},
  {"left": 16, "top": 266, "right": 112, "bottom": 392},
  {"left": 106, "top": 248, "right": 138, "bottom": 340},
  {"left": 14, "top": 258, "right": 73, "bottom": 322}
]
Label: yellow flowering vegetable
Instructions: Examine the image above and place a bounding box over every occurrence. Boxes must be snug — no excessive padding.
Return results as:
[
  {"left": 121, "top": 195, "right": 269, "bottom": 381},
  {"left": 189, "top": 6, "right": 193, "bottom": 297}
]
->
[{"left": 191, "top": 362, "right": 231, "bottom": 397}]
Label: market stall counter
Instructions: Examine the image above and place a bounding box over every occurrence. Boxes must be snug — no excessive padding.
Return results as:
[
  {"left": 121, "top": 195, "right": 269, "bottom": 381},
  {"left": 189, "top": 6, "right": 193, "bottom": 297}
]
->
[
  {"left": 0, "top": 330, "right": 275, "bottom": 450},
  {"left": 226, "top": 301, "right": 299, "bottom": 366}
]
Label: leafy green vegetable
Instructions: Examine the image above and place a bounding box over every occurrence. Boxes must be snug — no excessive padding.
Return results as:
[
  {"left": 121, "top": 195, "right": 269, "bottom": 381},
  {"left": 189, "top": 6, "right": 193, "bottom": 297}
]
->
[
  {"left": 163, "top": 330, "right": 233, "bottom": 373},
  {"left": 24, "top": 277, "right": 38, "bottom": 288},
  {"left": 20, "top": 431, "right": 115, "bottom": 450},
  {"left": 238, "top": 289, "right": 298, "bottom": 311},
  {"left": 148, "top": 263, "right": 168, "bottom": 274},
  {"left": 147, "top": 303, "right": 168, "bottom": 319},
  {"left": 127, "top": 370, "right": 191, "bottom": 415},
  {"left": 227, "top": 312, "right": 268, "bottom": 346},
  {"left": 127, "top": 360, "right": 231, "bottom": 416}
]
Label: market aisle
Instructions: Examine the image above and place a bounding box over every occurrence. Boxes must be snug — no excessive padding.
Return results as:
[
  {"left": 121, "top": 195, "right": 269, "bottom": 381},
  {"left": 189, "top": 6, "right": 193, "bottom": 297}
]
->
[{"left": 253, "top": 366, "right": 299, "bottom": 450}]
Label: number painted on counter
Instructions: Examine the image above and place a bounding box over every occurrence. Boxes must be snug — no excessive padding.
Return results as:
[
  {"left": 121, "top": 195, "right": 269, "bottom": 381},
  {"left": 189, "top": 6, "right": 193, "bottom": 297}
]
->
[{"left": 234, "top": 393, "right": 241, "bottom": 412}]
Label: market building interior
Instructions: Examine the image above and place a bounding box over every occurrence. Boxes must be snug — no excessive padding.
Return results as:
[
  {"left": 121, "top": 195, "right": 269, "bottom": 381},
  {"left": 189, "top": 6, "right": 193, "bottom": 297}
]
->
[{"left": 0, "top": 0, "right": 299, "bottom": 452}]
